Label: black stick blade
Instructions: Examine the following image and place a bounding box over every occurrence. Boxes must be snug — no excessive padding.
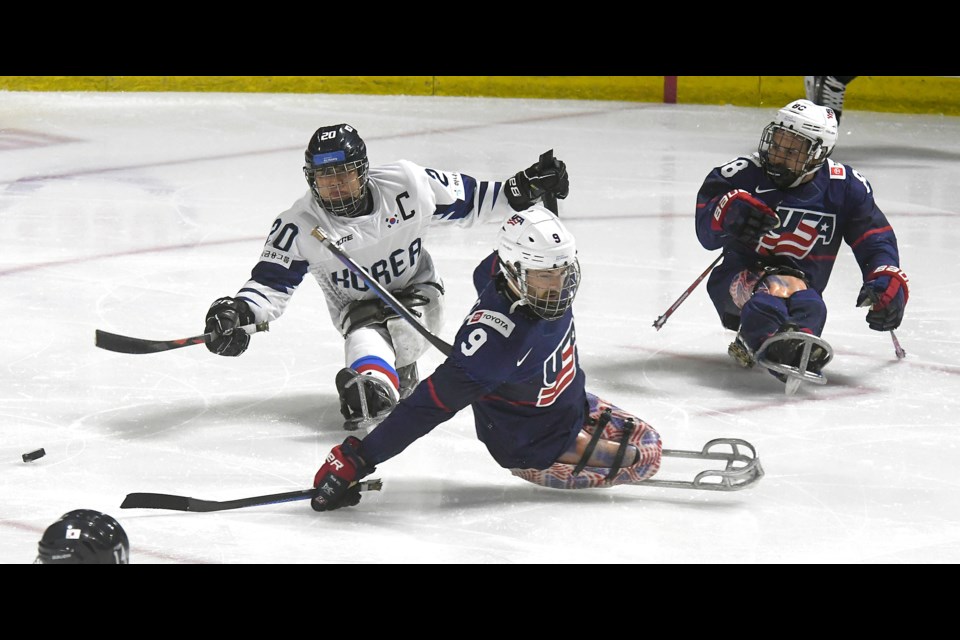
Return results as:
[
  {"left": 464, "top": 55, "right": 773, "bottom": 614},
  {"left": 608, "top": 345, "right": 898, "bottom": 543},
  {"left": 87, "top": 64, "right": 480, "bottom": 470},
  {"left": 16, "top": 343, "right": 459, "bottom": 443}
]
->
[
  {"left": 120, "top": 481, "right": 382, "bottom": 512},
  {"left": 121, "top": 492, "right": 193, "bottom": 510},
  {"left": 120, "top": 489, "right": 314, "bottom": 512},
  {"left": 95, "top": 329, "right": 207, "bottom": 354}
]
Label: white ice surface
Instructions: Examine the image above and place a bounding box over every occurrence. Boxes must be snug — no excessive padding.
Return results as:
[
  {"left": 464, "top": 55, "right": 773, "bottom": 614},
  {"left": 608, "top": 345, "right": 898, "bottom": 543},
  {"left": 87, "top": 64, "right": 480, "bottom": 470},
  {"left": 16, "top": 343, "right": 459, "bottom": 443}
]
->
[{"left": 2, "top": 91, "right": 958, "bottom": 563}]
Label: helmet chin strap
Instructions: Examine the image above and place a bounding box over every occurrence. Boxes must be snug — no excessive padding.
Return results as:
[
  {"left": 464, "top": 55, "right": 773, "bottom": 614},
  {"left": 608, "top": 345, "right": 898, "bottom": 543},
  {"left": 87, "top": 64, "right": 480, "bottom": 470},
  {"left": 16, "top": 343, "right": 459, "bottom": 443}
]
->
[
  {"left": 768, "top": 165, "right": 818, "bottom": 189},
  {"left": 505, "top": 274, "right": 527, "bottom": 312}
]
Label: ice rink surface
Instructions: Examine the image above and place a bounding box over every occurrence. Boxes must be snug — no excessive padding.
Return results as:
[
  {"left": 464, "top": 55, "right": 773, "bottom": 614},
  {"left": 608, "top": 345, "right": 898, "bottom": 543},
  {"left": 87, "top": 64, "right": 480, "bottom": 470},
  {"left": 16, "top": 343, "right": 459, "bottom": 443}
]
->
[{"left": 2, "top": 90, "right": 958, "bottom": 564}]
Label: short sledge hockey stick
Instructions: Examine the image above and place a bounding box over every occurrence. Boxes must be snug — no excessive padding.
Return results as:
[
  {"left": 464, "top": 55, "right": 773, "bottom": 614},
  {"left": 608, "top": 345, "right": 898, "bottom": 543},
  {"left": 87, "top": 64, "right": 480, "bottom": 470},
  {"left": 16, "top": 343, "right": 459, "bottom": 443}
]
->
[
  {"left": 95, "top": 321, "right": 270, "bottom": 355},
  {"left": 889, "top": 330, "right": 906, "bottom": 360},
  {"left": 120, "top": 479, "right": 383, "bottom": 512},
  {"left": 652, "top": 253, "right": 723, "bottom": 330},
  {"left": 858, "top": 291, "right": 906, "bottom": 359}
]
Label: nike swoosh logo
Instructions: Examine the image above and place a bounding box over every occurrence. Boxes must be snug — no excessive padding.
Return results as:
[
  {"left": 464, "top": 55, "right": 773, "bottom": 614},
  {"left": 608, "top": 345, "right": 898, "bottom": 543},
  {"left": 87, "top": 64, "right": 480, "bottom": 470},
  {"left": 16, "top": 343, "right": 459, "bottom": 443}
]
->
[
  {"left": 517, "top": 348, "right": 533, "bottom": 367},
  {"left": 755, "top": 187, "right": 778, "bottom": 194}
]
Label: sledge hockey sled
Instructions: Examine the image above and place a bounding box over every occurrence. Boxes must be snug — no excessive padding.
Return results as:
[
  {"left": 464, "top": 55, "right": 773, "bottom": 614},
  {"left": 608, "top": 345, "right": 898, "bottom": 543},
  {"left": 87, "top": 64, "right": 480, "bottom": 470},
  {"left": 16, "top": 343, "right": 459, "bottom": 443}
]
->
[
  {"left": 643, "top": 438, "right": 764, "bottom": 491},
  {"left": 336, "top": 368, "right": 397, "bottom": 431},
  {"left": 756, "top": 331, "right": 834, "bottom": 396}
]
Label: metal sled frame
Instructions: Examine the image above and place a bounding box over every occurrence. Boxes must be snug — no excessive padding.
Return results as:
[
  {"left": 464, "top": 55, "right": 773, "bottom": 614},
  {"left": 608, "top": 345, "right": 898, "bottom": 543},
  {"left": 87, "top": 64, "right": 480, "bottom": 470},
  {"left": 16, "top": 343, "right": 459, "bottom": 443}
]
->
[
  {"left": 756, "top": 332, "right": 834, "bottom": 395},
  {"left": 338, "top": 372, "right": 397, "bottom": 431},
  {"left": 643, "top": 438, "right": 764, "bottom": 491}
]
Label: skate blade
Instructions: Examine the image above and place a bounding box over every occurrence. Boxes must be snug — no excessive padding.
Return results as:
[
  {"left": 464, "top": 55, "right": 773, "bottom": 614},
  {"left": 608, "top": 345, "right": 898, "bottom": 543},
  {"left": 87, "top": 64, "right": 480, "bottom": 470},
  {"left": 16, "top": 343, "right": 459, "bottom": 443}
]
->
[{"left": 784, "top": 377, "right": 802, "bottom": 396}]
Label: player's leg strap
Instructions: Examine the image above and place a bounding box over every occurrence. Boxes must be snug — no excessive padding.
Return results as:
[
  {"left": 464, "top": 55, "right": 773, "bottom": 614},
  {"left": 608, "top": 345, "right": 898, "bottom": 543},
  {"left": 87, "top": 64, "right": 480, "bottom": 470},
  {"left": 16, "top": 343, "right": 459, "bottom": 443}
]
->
[
  {"left": 752, "top": 265, "right": 809, "bottom": 297},
  {"left": 605, "top": 418, "right": 636, "bottom": 481},
  {"left": 572, "top": 407, "right": 612, "bottom": 476}
]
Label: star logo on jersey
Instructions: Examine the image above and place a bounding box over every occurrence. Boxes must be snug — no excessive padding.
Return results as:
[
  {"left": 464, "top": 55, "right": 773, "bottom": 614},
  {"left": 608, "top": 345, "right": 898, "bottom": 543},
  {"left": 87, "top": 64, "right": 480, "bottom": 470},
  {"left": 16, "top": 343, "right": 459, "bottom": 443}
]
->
[
  {"left": 536, "top": 323, "right": 577, "bottom": 407},
  {"left": 756, "top": 208, "right": 837, "bottom": 259}
]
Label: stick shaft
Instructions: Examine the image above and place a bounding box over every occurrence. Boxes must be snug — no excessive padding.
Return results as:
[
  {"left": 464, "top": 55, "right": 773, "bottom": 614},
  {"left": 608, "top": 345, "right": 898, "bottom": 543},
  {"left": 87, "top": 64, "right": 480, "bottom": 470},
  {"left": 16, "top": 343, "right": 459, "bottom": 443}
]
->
[
  {"left": 120, "top": 479, "right": 383, "bottom": 512},
  {"left": 652, "top": 254, "right": 723, "bottom": 330},
  {"left": 310, "top": 226, "right": 452, "bottom": 356},
  {"left": 95, "top": 322, "right": 269, "bottom": 355},
  {"left": 890, "top": 330, "right": 907, "bottom": 359}
]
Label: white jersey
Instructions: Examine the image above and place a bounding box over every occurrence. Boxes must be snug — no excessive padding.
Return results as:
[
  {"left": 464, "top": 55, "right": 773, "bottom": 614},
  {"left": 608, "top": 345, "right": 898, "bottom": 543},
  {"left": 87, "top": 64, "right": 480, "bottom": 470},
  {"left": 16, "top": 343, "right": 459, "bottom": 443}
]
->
[{"left": 235, "top": 159, "right": 517, "bottom": 330}]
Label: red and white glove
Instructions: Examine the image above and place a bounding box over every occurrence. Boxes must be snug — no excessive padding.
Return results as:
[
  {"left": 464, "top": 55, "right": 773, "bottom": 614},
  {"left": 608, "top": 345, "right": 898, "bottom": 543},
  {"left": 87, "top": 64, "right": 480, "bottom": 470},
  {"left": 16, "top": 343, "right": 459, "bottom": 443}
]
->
[
  {"left": 711, "top": 189, "right": 780, "bottom": 245},
  {"left": 856, "top": 265, "right": 910, "bottom": 331},
  {"left": 311, "top": 436, "right": 374, "bottom": 512}
]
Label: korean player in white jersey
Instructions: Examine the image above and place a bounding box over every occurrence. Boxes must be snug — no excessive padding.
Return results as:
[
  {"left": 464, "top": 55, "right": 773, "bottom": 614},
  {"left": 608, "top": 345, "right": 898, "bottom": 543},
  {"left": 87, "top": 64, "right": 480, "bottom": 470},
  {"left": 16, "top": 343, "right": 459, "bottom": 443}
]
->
[
  {"left": 203, "top": 124, "right": 570, "bottom": 428},
  {"left": 309, "top": 206, "right": 664, "bottom": 511}
]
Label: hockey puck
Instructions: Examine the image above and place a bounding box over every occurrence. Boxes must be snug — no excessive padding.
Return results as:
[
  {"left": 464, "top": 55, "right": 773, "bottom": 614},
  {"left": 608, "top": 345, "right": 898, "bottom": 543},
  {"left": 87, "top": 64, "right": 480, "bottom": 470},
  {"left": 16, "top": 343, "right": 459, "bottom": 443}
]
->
[{"left": 22, "top": 448, "right": 46, "bottom": 463}]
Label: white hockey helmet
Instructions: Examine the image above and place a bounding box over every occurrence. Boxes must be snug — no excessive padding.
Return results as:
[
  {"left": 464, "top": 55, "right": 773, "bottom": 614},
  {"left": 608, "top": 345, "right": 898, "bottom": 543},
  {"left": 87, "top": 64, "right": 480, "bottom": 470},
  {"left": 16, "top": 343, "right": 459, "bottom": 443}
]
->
[
  {"left": 496, "top": 204, "right": 580, "bottom": 321},
  {"left": 759, "top": 99, "right": 838, "bottom": 188}
]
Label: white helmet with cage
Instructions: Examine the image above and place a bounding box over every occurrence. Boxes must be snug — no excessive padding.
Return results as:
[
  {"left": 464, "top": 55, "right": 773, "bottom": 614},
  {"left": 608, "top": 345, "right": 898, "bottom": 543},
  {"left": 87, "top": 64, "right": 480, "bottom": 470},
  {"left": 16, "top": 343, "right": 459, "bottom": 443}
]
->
[
  {"left": 496, "top": 205, "right": 580, "bottom": 321},
  {"left": 759, "top": 99, "right": 839, "bottom": 188}
]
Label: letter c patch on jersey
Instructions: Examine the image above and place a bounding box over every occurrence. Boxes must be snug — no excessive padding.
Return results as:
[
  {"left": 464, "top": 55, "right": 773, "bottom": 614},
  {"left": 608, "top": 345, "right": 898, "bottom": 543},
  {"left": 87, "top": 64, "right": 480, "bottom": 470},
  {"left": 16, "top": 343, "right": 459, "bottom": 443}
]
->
[{"left": 466, "top": 310, "right": 514, "bottom": 338}]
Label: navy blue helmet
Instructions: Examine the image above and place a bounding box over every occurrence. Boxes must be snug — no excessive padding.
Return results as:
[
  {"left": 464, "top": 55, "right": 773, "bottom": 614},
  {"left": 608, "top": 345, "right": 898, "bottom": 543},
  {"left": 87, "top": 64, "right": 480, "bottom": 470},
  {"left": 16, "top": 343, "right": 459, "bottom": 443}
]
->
[{"left": 303, "top": 123, "right": 370, "bottom": 217}]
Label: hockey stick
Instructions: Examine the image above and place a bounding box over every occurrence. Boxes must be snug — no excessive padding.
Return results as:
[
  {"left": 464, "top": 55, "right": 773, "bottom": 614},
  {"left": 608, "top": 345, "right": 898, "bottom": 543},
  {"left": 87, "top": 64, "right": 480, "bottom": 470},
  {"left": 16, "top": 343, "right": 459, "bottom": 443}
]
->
[
  {"left": 652, "top": 253, "right": 723, "bottom": 330},
  {"left": 310, "top": 226, "right": 453, "bottom": 357},
  {"left": 858, "top": 291, "right": 906, "bottom": 359},
  {"left": 889, "top": 330, "right": 906, "bottom": 360},
  {"left": 120, "top": 479, "right": 383, "bottom": 512},
  {"left": 539, "top": 149, "right": 559, "bottom": 215},
  {"left": 95, "top": 321, "right": 270, "bottom": 355}
]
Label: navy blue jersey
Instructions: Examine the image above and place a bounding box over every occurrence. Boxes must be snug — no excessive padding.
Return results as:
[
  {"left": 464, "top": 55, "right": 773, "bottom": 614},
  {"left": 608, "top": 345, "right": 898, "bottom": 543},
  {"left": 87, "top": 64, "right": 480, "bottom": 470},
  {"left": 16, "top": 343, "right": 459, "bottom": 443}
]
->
[
  {"left": 696, "top": 154, "right": 901, "bottom": 294},
  {"left": 358, "top": 251, "right": 586, "bottom": 470}
]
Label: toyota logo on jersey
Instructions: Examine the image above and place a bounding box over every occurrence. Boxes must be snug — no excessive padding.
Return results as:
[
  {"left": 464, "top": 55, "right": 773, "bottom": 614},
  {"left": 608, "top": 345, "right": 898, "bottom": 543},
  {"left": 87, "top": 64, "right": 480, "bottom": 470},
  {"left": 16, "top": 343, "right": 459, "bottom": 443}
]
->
[
  {"left": 757, "top": 208, "right": 837, "bottom": 259},
  {"left": 536, "top": 323, "right": 577, "bottom": 407}
]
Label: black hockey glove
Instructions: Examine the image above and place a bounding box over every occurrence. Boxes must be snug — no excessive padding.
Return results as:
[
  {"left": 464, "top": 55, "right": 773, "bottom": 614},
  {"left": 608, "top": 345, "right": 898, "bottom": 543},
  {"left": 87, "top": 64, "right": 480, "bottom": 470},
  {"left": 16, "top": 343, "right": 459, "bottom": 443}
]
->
[
  {"left": 204, "top": 297, "right": 255, "bottom": 356},
  {"left": 856, "top": 265, "right": 909, "bottom": 331},
  {"left": 311, "top": 436, "right": 376, "bottom": 512},
  {"left": 710, "top": 189, "right": 780, "bottom": 245},
  {"left": 505, "top": 154, "right": 569, "bottom": 211}
]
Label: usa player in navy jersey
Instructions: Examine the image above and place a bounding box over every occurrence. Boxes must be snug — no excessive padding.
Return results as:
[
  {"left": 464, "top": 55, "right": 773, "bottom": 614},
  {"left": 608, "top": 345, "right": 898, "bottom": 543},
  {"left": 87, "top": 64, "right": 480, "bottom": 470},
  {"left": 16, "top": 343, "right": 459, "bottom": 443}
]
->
[
  {"left": 310, "top": 206, "right": 663, "bottom": 511},
  {"left": 201, "top": 123, "right": 569, "bottom": 428},
  {"left": 695, "top": 99, "right": 909, "bottom": 388}
]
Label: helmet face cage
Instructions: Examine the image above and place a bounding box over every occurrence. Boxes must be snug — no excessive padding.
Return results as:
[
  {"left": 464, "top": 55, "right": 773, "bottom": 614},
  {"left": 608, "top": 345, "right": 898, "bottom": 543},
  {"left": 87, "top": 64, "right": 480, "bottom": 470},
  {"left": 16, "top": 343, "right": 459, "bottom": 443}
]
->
[
  {"left": 758, "top": 99, "right": 837, "bottom": 189},
  {"left": 303, "top": 124, "right": 370, "bottom": 217},
  {"left": 503, "top": 259, "right": 581, "bottom": 321},
  {"left": 496, "top": 206, "right": 580, "bottom": 321},
  {"left": 36, "top": 509, "right": 129, "bottom": 564},
  {"left": 758, "top": 124, "right": 827, "bottom": 188}
]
